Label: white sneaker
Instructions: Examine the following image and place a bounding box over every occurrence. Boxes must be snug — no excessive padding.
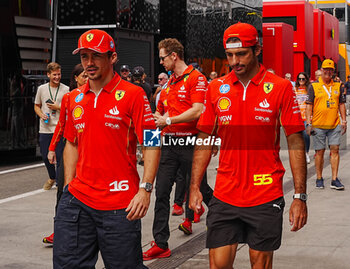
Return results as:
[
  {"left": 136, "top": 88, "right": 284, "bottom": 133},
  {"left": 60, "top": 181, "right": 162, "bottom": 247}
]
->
[{"left": 306, "top": 153, "right": 311, "bottom": 164}]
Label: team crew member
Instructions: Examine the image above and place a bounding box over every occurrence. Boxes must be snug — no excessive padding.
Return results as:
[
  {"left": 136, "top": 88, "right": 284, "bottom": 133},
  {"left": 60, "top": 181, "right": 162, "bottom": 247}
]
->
[
  {"left": 189, "top": 23, "right": 308, "bottom": 269},
  {"left": 143, "top": 38, "right": 213, "bottom": 261},
  {"left": 53, "top": 29, "right": 160, "bottom": 268},
  {"left": 156, "top": 82, "right": 187, "bottom": 217},
  {"left": 306, "top": 59, "right": 347, "bottom": 190},
  {"left": 34, "top": 62, "right": 69, "bottom": 190},
  {"left": 43, "top": 64, "right": 87, "bottom": 245}
]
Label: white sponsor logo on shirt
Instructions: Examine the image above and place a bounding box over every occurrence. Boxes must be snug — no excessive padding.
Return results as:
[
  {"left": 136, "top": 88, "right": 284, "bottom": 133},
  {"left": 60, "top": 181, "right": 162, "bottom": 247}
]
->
[
  {"left": 109, "top": 106, "right": 119, "bottom": 115},
  {"left": 259, "top": 99, "right": 270, "bottom": 108}
]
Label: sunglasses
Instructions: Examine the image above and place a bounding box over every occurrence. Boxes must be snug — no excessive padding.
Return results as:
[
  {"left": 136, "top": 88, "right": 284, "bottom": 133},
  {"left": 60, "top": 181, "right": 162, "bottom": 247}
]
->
[
  {"left": 159, "top": 52, "right": 172, "bottom": 62},
  {"left": 158, "top": 77, "right": 165, "bottom": 81},
  {"left": 298, "top": 78, "right": 306, "bottom": 81}
]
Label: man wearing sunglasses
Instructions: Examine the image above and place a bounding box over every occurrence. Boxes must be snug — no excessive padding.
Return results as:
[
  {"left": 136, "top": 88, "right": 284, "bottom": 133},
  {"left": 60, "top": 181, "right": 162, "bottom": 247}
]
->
[
  {"left": 120, "top": 64, "right": 130, "bottom": 81},
  {"left": 153, "top": 72, "right": 168, "bottom": 108},
  {"left": 306, "top": 59, "right": 347, "bottom": 190},
  {"left": 143, "top": 38, "right": 213, "bottom": 260}
]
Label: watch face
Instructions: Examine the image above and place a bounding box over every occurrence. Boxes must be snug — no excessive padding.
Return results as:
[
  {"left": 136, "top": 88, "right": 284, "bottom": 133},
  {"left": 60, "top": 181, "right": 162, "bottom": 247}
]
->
[
  {"left": 145, "top": 183, "right": 153, "bottom": 192},
  {"left": 300, "top": 194, "right": 307, "bottom": 201}
]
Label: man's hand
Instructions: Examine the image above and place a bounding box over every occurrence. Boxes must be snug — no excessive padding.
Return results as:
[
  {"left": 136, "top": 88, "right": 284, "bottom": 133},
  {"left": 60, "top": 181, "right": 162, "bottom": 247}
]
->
[
  {"left": 189, "top": 186, "right": 203, "bottom": 214},
  {"left": 305, "top": 124, "right": 313, "bottom": 136},
  {"left": 212, "top": 145, "right": 219, "bottom": 157},
  {"left": 154, "top": 114, "right": 167, "bottom": 128},
  {"left": 341, "top": 121, "right": 347, "bottom": 135},
  {"left": 289, "top": 199, "right": 307, "bottom": 232},
  {"left": 125, "top": 189, "right": 151, "bottom": 220},
  {"left": 41, "top": 113, "right": 49, "bottom": 120},
  {"left": 47, "top": 150, "right": 56, "bottom": 164},
  {"left": 47, "top": 101, "right": 60, "bottom": 111}
]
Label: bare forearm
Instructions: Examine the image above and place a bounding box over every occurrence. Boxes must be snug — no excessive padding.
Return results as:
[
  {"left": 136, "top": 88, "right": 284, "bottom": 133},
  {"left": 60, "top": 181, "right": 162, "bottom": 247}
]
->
[
  {"left": 339, "top": 103, "right": 346, "bottom": 121},
  {"left": 287, "top": 132, "right": 307, "bottom": 193},
  {"left": 305, "top": 104, "right": 313, "bottom": 124},
  {"left": 34, "top": 104, "right": 44, "bottom": 118},
  {"left": 63, "top": 140, "right": 78, "bottom": 186},
  {"left": 142, "top": 146, "right": 160, "bottom": 184},
  {"left": 191, "top": 132, "right": 213, "bottom": 190}
]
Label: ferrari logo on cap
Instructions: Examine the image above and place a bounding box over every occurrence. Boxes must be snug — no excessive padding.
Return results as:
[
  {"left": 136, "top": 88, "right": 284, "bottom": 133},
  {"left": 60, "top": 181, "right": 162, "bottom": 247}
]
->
[
  {"left": 115, "top": 90, "right": 125, "bottom": 101},
  {"left": 218, "top": 97, "right": 231, "bottom": 112},
  {"left": 263, "top": 83, "right": 274, "bottom": 94},
  {"left": 86, "top": 33, "right": 94, "bottom": 42}
]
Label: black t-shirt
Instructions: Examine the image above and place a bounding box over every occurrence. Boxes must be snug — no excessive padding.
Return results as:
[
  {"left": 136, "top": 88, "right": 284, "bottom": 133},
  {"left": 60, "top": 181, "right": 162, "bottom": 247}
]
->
[
  {"left": 132, "top": 81, "right": 152, "bottom": 100},
  {"left": 344, "top": 81, "right": 350, "bottom": 95}
]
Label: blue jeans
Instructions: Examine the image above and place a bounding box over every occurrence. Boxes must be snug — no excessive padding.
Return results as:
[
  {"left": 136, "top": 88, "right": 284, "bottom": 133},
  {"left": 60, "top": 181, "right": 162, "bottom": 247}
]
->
[
  {"left": 53, "top": 187, "right": 147, "bottom": 269},
  {"left": 302, "top": 121, "right": 310, "bottom": 153},
  {"left": 39, "top": 133, "right": 64, "bottom": 180}
]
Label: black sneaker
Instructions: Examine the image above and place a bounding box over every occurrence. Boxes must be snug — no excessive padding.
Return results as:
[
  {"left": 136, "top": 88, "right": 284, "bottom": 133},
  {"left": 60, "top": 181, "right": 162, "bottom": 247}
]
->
[
  {"left": 330, "top": 178, "right": 345, "bottom": 190},
  {"left": 316, "top": 178, "right": 324, "bottom": 189}
]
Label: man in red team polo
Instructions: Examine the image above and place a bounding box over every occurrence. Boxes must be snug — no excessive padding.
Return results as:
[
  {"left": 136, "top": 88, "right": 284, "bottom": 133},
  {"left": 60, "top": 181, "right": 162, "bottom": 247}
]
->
[
  {"left": 189, "top": 23, "right": 308, "bottom": 268},
  {"left": 53, "top": 29, "right": 160, "bottom": 268},
  {"left": 143, "top": 38, "right": 213, "bottom": 260}
]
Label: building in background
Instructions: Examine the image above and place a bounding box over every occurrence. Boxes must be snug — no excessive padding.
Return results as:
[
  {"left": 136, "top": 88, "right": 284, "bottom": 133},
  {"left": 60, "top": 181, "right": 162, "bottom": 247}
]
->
[
  {"left": 263, "top": 0, "right": 349, "bottom": 81},
  {"left": 0, "top": 0, "right": 262, "bottom": 160}
]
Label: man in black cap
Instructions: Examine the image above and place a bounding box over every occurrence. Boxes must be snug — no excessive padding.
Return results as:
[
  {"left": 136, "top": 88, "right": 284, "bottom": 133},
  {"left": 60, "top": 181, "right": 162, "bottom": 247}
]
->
[
  {"left": 132, "top": 66, "right": 152, "bottom": 101},
  {"left": 120, "top": 64, "right": 130, "bottom": 80}
]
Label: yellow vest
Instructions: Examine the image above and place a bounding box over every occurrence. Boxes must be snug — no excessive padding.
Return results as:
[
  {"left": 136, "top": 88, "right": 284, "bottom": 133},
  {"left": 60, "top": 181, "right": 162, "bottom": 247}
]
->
[{"left": 311, "top": 77, "right": 341, "bottom": 129}]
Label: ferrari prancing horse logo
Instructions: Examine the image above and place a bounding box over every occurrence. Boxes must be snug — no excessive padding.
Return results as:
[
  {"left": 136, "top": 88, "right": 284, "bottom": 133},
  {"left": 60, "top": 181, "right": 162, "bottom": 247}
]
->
[
  {"left": 115, "top": 90, "right": 125, "bottom": 101},
  {"left": 86, "top": 33, "right": 94, "bottom": 42},
  {"left": 263, "top": 83, "right": 274, "bottom": 94}
]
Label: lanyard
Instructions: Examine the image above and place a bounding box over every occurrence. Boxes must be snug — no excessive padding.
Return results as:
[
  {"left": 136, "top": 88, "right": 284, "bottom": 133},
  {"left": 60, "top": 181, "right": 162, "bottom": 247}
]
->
[
  {"left": 322, "top": 85, "right": 332, "bottom": 99},
  {"left": 48, "top": 84, "right": 60, "bottom": 101},
  {"left": 169, "top": 68, "right": 195, "bottom": 86}
]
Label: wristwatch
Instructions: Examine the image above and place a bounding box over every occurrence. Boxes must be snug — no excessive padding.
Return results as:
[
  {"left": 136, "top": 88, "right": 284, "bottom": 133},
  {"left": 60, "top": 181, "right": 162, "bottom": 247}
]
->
[
  {"left": 166, "top": 117, "right": 172, "bottom": 125},
  {"left": 293, "top": 193, "right": 308, "bottom": 202},
  {"left": 140, "top": 182, "right": 153, "bottom": 192}
]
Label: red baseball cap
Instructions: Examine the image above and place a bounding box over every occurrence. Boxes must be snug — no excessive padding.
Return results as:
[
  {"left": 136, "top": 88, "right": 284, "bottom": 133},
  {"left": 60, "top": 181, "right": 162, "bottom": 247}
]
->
[
  {"left": 72, "top": 29, "right": 116, "bottom": 55},
  {"left": 223, "top": 22, "right": 259, "bottom": 49}
]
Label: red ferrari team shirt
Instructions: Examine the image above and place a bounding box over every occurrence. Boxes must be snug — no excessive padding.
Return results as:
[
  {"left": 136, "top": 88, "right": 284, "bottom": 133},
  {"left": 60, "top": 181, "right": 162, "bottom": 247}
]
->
[
  {"left": 197, "top": 65, "right": 304, "bottom": 207},
  {"left": 49, "top": 89, "right": 82, "bottom": 151},
  {"left": 48, "top": 92, "right": 70, "bottom": 151},
  {"left": 156, "top": 66, "right": 207, "bottom": 136},
  {"left": 157, "top": 88, "right": 168, "bottom": 115},
  {"left": 64, "top": 73, "right": 156, "bottom": 210}
]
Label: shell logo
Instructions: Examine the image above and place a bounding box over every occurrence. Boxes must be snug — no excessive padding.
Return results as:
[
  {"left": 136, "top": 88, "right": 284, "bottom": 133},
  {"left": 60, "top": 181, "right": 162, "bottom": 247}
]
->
[
  {"left": 218, "top": 97, "right": 231, "bottom": 112},
  {"left": 73, "top": 105, "right": 84, "bottom": 120}
]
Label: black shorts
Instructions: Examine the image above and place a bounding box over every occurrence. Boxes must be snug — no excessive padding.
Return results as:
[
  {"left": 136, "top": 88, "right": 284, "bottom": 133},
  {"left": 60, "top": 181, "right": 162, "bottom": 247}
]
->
[{"left": 206, "top": 196, "right": 285, "bottom": 251}]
